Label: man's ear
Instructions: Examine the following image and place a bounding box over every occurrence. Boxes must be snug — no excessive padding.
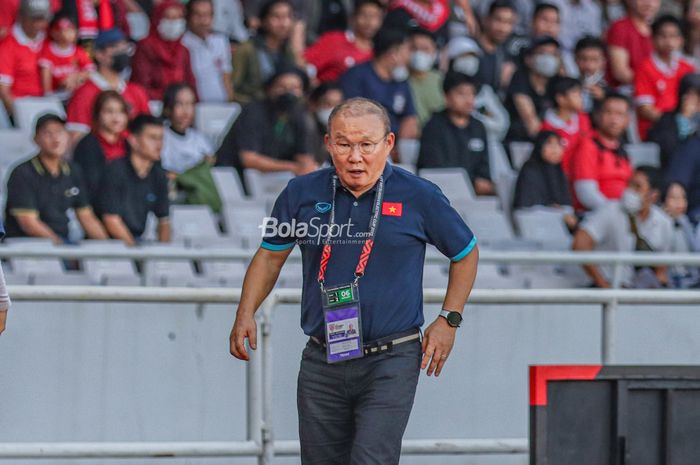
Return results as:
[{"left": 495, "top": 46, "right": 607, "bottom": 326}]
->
[{"left": 649, "top": 189, "right": 660, "bottom": 205}]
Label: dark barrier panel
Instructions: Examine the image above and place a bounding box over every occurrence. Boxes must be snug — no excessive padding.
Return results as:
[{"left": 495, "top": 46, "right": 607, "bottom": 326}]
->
[{"left": 530, "top": 365, "right": 700, "bottom": 465}]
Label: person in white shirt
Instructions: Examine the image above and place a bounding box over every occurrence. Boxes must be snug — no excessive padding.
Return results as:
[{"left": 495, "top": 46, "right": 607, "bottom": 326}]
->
[
  {"left": 182, "top": 0, "right": 234, "bottom": 102},
  {"left": 573, "top": 166, "right": 674, "bottom": 288}
]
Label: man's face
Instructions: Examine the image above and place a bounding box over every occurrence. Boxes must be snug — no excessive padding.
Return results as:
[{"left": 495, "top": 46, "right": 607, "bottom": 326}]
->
[
  {"left": 410, "top": 33, "right": 436, "bottom": 55},
  {"left": 352, "top": 3, "right": 383, "bottom": 40},
  {"left": 631, "top": 0, "right": 661, "bottom": 21},
  {"left": 188, "top": 0, "right": 213, "bottom": 37},
  {"left": 575, "top": 47, "right": 606, "bottom": 77},
  {"left": 388, "top": 41, "right": 411, "bottom": 69},
  {"left": 95, "top": 40, "right": 132, "bottom": 69},
  {"left": 20, "top": 16, "right": 49, "bottom": 39},
  {"left": 559, "top": 87, "right": 583, "bottom": 113},
  {"left": 653, "top": 23, "right": 683, "bottom": 56},
  {"left": 598, "top": 98, "right": 630, "bottom": 139},
  {"left": 628, "top": 171, "right": 655, "bottom": 209},
  {"left": 267, "top": 73, "right": 304, "bottom": 99},
  {"left": 130, "top": 125, "right": 164, "bottom": 162},
  {"left": 485, "top": 7, "right": 516, "bottom": 44},
  {"left": 532, "top": 8, "right": 560, "bottom": 38},
  {"left": 445, "top": 84, "right": 476, "bottom": 117},
  {"left": 35, "top": 121, "right": 69, "bottom": 159},
  {"left": 263, "top": 3, "right": 293, "bottom": 41},
  {"left": 325, "top": 113, "right": 394, "bottom": 194}
]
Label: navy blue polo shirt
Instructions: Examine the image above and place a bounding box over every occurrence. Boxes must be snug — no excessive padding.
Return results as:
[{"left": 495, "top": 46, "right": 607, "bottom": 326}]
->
[{"left": 261, "top": 163, "right": 477, "bottom": 341}]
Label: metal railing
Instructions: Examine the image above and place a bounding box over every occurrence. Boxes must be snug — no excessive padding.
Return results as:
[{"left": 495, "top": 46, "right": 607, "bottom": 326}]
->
[{"left": 2, "top": 286, "right": 700, "bottom": 463}]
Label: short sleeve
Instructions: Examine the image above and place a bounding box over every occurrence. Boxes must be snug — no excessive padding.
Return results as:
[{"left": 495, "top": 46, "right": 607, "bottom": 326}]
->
[
  {"left": 153, "top": 170, "right": 170, "bottom": 219},
  {"left": 37, "top": 47, "right": 53, "bottom": 69},
  {"left": 634, "top": 63, "right": 656, "bottom": 106},
  {"left": 70, "top": 164, "right": 91, "bottom": 209},
  {"left": 0, "top": 40, "right": 15, "bottom": 85},
  {"left": 77, "top": 47, "right": 96, "bottom": 72},
  {"left": 234, "top": 106, "right": 263, "bottom": 153},
  {"left": 571, "top": 137, "right": 598, "bottom": 182},
  {"left": 606, "top": 20, "right": 627, "bottom": 48},
  {"left": 6, "top": 167, "right": 37, "bottom": 214},
  {"left": 66, "top": 85, "right": 92, "bottom": 132},
  {"left": 260, "top": 185, "right": 296, "bottom": 251},
  {"left": 401, "top": 84, "right": 416, "bottom": 118},
  {"left": 422, "top": 187, "right": 476, "bottom": 261}
]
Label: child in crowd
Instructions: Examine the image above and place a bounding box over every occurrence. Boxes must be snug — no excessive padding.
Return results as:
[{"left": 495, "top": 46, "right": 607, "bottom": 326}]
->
[
  {"left": 541, "top": 76, "right": 591, "bottom": 178},
  {"left": 635, "top": 15, "right": 695, "bottom": 140},
  {"left": 574, "top": 36, "right": 608, "bottom": 113},
  {"left": 38, "top": 15, "right": 94, "bottom": 98}
]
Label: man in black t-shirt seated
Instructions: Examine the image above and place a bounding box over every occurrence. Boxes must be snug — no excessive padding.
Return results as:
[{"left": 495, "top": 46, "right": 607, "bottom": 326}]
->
[
  {"left": 215, "top": 66, "right": 318, "bottom": 179},
  {"left": 99, "top": 114, "right": 170, "bottom": 246},
  {"left": 417, "top": 72, "right": 495, "bottom": 196},
  {"left": 4, "top": 114, "right": 108, "bottom": 244}
]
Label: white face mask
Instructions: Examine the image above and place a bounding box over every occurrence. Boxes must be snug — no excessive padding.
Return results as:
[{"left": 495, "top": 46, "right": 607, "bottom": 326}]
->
[
  {"left": 452, "top": 55, "right": 480, "bottom": 76},
  {"left": 621, "top": 188, "right": 643, "bottom": 215},
  {"left": 158, "top": 18, "right": 186, "bottom": 41},
  {"left": 533, "top": 53, "right": 560, "bottom": 77},
  {"left": 315, "top": 108, "right": 332, "bottom": 127},
  {"left": 409, "top": 51, "right": 436, "bottom": 72},
  {"left": 391, "top": 65, "right": 409, "bottom": 82}
]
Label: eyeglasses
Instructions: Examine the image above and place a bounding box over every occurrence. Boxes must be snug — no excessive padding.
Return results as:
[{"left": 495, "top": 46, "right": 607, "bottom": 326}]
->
[{"left": 331, "top": 135, "right": 388, "bottom": 155}]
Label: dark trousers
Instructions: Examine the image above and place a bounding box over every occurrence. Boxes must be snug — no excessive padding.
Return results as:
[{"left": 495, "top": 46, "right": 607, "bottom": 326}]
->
[{"left": 297, "top": 338, "right": 422, "bottom": 465}]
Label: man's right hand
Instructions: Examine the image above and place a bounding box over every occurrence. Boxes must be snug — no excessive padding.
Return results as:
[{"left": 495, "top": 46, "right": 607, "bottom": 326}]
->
[{"left": 229, "top": 313, "right": 257, "bottom": 361}]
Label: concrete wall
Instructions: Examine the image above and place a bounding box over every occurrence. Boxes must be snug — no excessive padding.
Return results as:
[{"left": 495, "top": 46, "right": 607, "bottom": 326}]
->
[{"left": 2, "top": 299, "right": 700, "bottom": 465}]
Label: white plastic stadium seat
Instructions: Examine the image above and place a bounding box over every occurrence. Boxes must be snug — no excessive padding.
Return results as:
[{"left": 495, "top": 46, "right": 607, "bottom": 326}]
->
[
  {"left": 624, "top": 142, "right": 661, "bottom": 168},
  {"left": 142, "top": 245, "right": 206, "bottom": 287},
  {"left": 418, "top": 168, "right": 476, "bottom": 203},
  {"left": 423, "top": 263, "right": 449, "bottom": 289},
  {"left": 397, "top": 138, "right": 420, "bottom": 166},
  {"left": 461, "top": 208, "right": 515, "bottom": 245},
  {"left": 514, "top": 207, "right": 572, "bottom": 251},
  {"left": 243, "top": 170, "right": 293, "bottom": 203},
  {"left": 195, "top": 102, "right": 241, "bottom": 149},
  {"left": 0, "top": 130, "right": 36, "bottom": 170},
  {"left": 509, "top": 141, "right": 533, "bottom": 171},
  {"left": 201, "top": 256, "right": 247, "bottom": 287},
  {"left": 79, "top": 240, "right": 141, "bottom": 286},
  {"left": 211, "top": 167, "right": 247, "bottom": 205},
  {"left": 221, "top": 204, "right": 268, "bottom": 249},
  {"left": 170, "top": 205, "right": 222, "bottom": 242},
  {"left": 13, "top": 97, "right": 66, "bottom": 133}
]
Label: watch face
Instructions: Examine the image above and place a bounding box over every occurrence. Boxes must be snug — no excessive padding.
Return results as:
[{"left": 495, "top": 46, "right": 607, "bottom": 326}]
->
[{"left": 447, "top": 312, "right": 462, "bottom": 327}]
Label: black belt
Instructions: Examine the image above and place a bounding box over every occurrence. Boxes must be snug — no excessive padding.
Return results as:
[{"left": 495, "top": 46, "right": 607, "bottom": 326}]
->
[{"left": 309, "top": 328, "right": 421, "bottom": 356}]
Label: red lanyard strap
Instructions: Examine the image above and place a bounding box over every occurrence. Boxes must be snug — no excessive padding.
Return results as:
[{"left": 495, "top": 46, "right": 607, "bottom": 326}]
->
[{"left": 317, "top": 175, "right": 385, "bottom": 288}]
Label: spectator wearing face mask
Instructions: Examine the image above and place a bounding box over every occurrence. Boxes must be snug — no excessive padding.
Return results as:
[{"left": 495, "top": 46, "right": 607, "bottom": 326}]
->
[
  {"left": 504, "top": 35, "right": 560, "bottom": 144},
  {"left": 66, "top": 28, "right": 150, "bottom": 145},
  {"left": 504, "top": 2, "right": 561, "bottom": 67},
  {"left": 340, "top": 27, "right": 418, "bottom": 142},
  {"left": 573, "top": 166, "right": 673, "bottom": 289},
  {"left": 447, "top": 36, "right": 509, "bottom": 140},
  {"left": 407, "top": 28, "right": 443, "bottom": 127},
  {"left": 663, "top": 182, "right": 700, "bottom": 287},
  {"left": 216, "top": 66, "right": 318, "bottom": 182},
  {"left": 307, "top": 81, "right": 344, "bottom": 164},
  {"left": 648, "top": 73, "right": 700, "bottom": 169},
  {"left": 574, "top": 36, "right": 608, "bottom": 113},
  {"left": 304, "top": 0, "right": 384, "bottom": 83},
  {"left": 131, "top": 0, "right": 196, "bottom": 101}
]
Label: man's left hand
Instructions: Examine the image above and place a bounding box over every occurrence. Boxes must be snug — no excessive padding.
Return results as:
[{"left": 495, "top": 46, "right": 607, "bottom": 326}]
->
[{"left": 421, "top": 317, "right": 457, "bottom": 377}]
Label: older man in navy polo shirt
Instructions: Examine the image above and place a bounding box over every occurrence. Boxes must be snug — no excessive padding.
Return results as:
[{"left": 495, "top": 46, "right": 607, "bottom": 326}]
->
[{"left": 229, "top": 97, "right": 479, "bottom": 465}]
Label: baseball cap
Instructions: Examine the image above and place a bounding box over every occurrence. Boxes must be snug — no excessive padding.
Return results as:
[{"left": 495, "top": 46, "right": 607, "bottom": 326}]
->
[
  {"left": 447, "top": 37, "right": 482, "bottom": 60},
  {"left": 34, "top": 113, "right": 66, "bottom": 134},
  {"left": 19, "top": 0, "right": 52, "bottom": 19},
  {"left": 95, "top": 28, "right": 127, "bottom": 50}
]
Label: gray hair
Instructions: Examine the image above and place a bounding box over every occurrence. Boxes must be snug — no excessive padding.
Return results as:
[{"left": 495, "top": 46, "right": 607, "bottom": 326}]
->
[{"left": 327, "top": 97, "right": 391, "bottom": 135}]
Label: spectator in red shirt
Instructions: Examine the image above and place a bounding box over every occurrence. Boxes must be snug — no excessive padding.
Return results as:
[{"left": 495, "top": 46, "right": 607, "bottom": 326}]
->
[
  {"left": 38, "top": 15, "right": 95, "bottom": 98},
  {"left": 542, "top": 76, "right": 591, "bottom": 178},
  {"left": 0, "top": 0, "right": 50, "bottom": 117},
  {"left": 0, "top": 0, "right": 60, "bottom": 40},
  {"left": 606, "top": 0, "right": 660, "bottom": 89},
  {"left": 304, "top": 0, "right": 384, "bottom": 83},
  {"left": 66, "top": 28, "right": 150, "bottom": 144},
  {"left": 635, "top": 15, "right": 695, "bottom": 140},
  {"left": 130, "top": 0, "right": 197, "bottom": 101},
  {"left": 570, "top": 92, "right": 634, "bottom": 211}
]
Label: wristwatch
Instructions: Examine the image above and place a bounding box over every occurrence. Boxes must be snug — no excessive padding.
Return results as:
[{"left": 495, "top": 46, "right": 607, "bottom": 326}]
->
[{"left": 439, "top": 309, "right": 463, "bottom": 328}]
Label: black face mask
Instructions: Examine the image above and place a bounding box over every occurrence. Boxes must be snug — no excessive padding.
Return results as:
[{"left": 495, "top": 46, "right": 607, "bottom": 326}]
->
[
  {"left": 272, "top": 93, "right": 298, "bottom": 113},
  {"left": 110, "top": 52, "right": 131, "bottom": 73}
]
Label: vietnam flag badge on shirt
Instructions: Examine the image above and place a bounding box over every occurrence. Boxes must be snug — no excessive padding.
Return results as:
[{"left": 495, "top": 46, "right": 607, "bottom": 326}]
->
[{"left": 382, "top": 202, "right": 403, "bottom": 216}]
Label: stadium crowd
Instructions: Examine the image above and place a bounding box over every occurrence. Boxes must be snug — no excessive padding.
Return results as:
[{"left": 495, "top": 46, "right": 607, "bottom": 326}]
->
[{"left": 0, "top": 0, "right": 700, "bottom": 288}]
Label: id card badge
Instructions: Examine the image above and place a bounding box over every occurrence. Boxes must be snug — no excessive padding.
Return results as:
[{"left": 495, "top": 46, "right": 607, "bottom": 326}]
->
[{"left": 322, "top": 283, "right": 363, "bottom": 364}]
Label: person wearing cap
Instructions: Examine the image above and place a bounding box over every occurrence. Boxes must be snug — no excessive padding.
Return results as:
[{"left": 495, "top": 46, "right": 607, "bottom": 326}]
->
[
  {"left": 216, "top": 66, "right": 318, "bottom": 183},
  {"left": 417, "top": 72, "right": 495, "bottom": 196},
  {"left": 340, "top": 27, "right": 418, "bottom": 144},
  {"left": 229, "top": 97, "right": 479, "bottom": 465},
  {"left": 504, "top": 35, "right": 561, "bottom": 144},
  {"left": 38, "top": 14, "right": 94, "bottom": 97},
  {"left": 447, "top": 35, "right": 509, "bottom": 140},
  {"left": 4, "top": 114, "right": 108, "bottom": 243},
  {"left": 407, "top": 28, "right": 444, "bottom": 127},
  {"left": 0, "top": 0, "right": 51, "bottom": 116},
  {"left": 66, "top": 28, "right": 150, "bottom": 144},
  {"left": 131, "top": 0, "right": 197, "bottom": 101},
  {"left": 475, "top": 0, "right": 517, "bottom": 92}
]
